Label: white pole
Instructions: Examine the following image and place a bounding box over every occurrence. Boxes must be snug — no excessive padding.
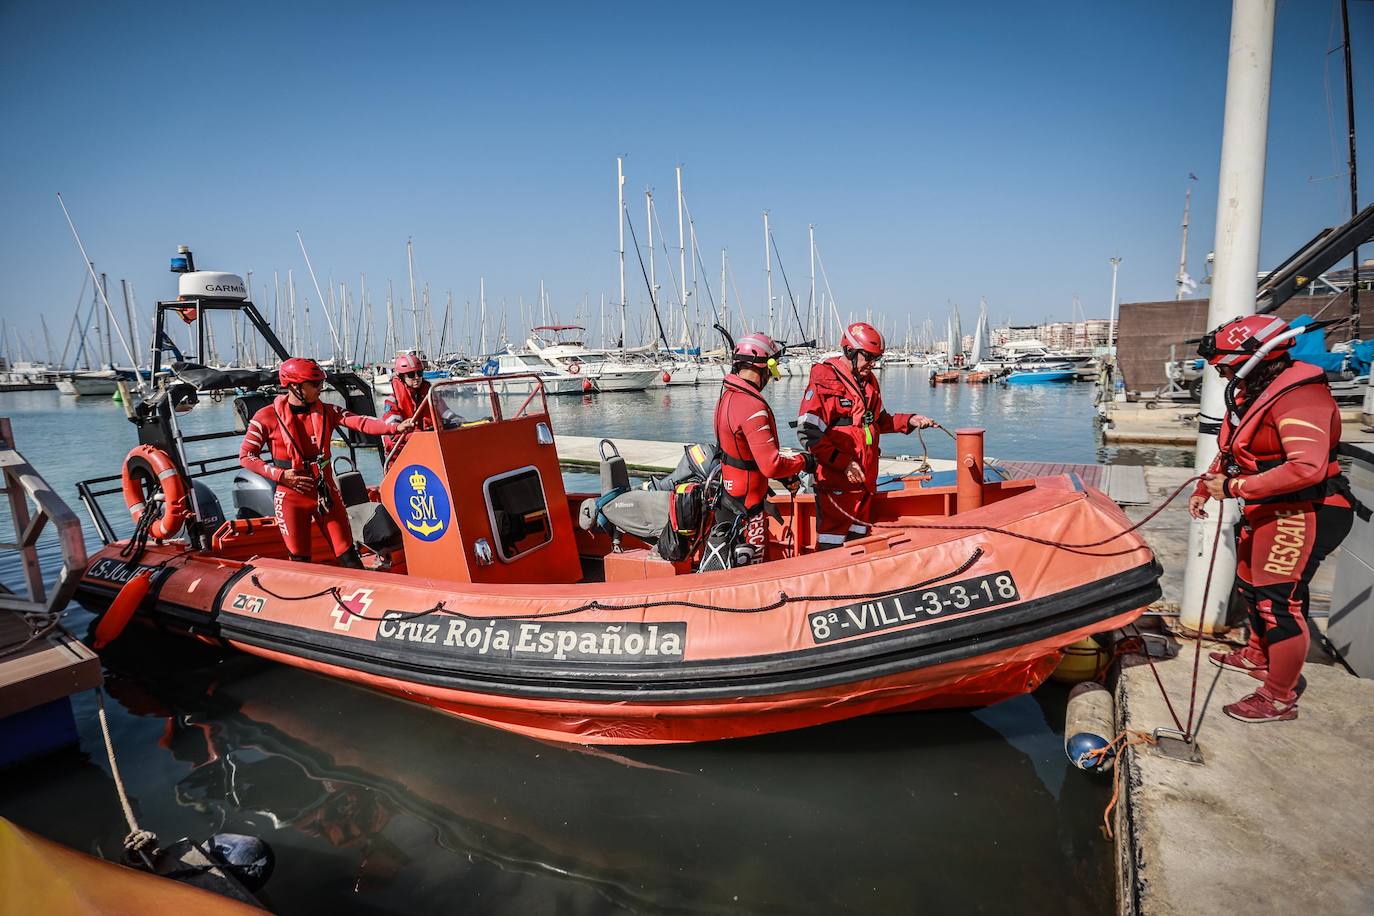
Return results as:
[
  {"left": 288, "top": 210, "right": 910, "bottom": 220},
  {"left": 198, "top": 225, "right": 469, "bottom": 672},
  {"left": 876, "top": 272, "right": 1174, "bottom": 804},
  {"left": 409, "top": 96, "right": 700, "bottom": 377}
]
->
[
  {"left": 763, "top": 210, "right": 774, "bottom": 338},
  {"left": 479, "top": 277, "right": 487, "bottom": 355},
  {"left": 1182, "top": 0, "right": 1276, "bottom": 635},
  {"left": 1176, "top": 187, "right": 1193, "bottom": 301},
  {"left": 720, "top": 247, "right": 729, "bottom": 335},
  {"left": 295, "top": 230, "right": 343, "bottom": 359},
  {"left": 1107, "top": 257, "right": 1121, "bottom": 366},
  {"left": 617, "top": 156, "right": 627, "bottom": 349}
]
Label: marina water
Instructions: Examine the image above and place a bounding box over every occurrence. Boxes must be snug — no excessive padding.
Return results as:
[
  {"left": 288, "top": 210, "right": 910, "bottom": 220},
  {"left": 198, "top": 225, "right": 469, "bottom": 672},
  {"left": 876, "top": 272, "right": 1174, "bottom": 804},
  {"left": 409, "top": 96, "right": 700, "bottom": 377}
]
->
[{"left": 0, "top": 371, "right": 1167, "bottom": 914}]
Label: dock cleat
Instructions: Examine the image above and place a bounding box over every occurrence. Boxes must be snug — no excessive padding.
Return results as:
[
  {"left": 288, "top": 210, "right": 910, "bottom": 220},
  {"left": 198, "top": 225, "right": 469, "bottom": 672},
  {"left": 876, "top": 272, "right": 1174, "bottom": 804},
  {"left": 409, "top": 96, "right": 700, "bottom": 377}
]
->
[
  {"left": 1209, "top": 648, "right": 1268, "bottom": 680},
  {"left": 1223, "top": 691, "right": 1298, "bottom": 723}
]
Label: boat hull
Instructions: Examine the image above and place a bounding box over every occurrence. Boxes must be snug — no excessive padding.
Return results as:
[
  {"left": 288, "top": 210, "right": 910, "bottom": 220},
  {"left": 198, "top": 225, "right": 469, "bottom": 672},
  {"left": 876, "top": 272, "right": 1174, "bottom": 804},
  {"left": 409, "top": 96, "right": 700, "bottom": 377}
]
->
[
  {"left": 76, "top": 478, "right": 1159, "bottom": 745},
  {"left": 1005, "top": 370, "right": 1076, "bottom": 384}
]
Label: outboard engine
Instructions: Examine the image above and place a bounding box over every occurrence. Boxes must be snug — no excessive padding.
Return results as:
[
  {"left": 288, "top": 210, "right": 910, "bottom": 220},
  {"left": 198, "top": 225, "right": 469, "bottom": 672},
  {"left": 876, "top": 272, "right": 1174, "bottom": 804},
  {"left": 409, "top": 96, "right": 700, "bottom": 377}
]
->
[
  {"left": 232, "top": 470, "right": 275, "bottom": 519},
  {"left": 191, "top": 481, "right": 227, "bottom": 532}
]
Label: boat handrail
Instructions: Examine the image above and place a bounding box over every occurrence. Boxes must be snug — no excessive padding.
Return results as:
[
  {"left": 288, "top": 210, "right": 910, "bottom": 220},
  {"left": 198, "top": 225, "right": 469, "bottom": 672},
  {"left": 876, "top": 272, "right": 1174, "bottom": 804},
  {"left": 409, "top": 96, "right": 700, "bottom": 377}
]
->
[
  {"left": 0, "top": 417, "right": 89, "bottom": 617},
  {"left": 430, "top": 373, "right": 549, "bottom": 423}
]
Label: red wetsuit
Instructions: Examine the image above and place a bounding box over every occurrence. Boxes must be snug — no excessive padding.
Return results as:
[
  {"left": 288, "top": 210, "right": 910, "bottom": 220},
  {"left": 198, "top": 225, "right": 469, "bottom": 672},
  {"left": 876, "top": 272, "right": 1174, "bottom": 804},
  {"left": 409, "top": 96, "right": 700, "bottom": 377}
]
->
[
  {"left": 713, "top": 373, "right": 807, "bottom": 562},
  {"left": 239, "top": 396, "right": 390, "bottom": 561},
  {"left": 797, "top": 356, "right": 915, "bottom": 546},
  {"left": 382, "top": 379, "right": 435, "bottom": 459},
  {"left": 1196, "top": 361, "right": 1355, "bottom": 704}
]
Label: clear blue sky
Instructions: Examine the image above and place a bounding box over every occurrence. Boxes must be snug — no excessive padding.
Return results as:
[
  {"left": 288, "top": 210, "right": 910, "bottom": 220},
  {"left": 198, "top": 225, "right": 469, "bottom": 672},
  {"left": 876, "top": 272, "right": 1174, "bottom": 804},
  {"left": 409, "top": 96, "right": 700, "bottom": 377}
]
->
[{"left": 1, "top": 0, "right": 1371, "bottom": 359}]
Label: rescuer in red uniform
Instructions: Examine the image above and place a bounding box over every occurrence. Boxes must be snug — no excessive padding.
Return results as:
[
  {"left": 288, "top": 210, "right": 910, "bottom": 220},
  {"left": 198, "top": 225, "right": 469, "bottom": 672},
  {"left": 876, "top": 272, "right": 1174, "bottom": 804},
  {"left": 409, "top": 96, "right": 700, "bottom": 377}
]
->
[
  {"left": 240, "top": 357, "right": 414, "bottom": 566},
  {"left": 711, "top": 332, "right": 813, "bottom": 565},
  {"left": 382, "top": 353, "right": 439, "bottom": 461},
  {"left": 797, "top": 322, "right": 936, "bottom": 548},
  {"left": 1189, "top": 315, "right": 1362, "bottom": 723}
]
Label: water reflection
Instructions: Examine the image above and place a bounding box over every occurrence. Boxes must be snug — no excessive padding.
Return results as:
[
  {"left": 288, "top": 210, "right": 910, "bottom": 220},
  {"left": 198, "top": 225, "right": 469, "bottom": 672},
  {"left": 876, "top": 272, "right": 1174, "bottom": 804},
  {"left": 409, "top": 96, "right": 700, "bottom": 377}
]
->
[{"left": 69, "top": 631, "right": 1116, "bottom": 916}]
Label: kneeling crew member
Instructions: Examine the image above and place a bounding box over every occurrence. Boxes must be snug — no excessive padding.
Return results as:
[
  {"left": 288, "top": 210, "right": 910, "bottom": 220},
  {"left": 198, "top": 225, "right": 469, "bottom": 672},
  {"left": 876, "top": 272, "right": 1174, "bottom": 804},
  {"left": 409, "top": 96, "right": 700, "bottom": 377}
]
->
[
  {"left": 714, "top": 333, "right": 813, "bottom": 565},
  {"left": 240, "top": 357, "right": 414, "bottom": 566},
  {"left": 797, "top": 321, "right": 936, "bottom": 547},
  {"left": 1189, "top": 315, "right": 1361, "bottom": 723}
]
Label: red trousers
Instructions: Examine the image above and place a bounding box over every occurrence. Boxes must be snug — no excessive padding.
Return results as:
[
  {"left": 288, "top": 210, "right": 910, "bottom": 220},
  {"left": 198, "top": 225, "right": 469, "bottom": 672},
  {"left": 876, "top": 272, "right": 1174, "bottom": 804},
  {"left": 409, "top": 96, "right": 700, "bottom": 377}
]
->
[
  {"left": 1235, "top": 501, "right": 1353, "bottom": 703},
  {"left": 817, "top": 488, "right": 873, "bottom": 548},
  {"left": 274, "top": 486, "right": 352, "bottom": 561}
]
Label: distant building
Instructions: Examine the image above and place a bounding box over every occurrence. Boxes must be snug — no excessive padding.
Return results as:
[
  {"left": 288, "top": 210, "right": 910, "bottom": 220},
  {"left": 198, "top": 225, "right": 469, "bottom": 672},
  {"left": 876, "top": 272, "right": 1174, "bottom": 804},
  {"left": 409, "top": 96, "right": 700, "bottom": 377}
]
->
[{"left": 991, "top": 320, "right": 1111, "bottom": 351}]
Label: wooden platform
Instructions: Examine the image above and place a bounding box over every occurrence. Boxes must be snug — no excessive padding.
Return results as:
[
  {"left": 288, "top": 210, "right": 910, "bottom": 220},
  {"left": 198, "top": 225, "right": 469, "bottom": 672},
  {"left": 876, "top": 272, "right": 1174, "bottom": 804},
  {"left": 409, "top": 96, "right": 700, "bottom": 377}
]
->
[{"left": 0, "top": 610, "right": 101, "bottom": 719}]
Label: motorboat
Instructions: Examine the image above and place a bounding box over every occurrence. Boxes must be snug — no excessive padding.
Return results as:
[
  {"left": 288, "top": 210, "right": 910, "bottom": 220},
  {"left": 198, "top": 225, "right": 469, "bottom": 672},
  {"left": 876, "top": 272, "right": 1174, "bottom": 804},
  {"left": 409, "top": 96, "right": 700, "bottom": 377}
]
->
[
  {"left": 55, "top": 369, "right": 121, "bottom": 396},
  {"left": 73, "top": 265, "right": 1160, "bottom": 746},
  {"left": 1004, "top": 367, "right": 1077, "bottom": 384},
  {"left": 466, "top": 350, "right": 590, "bottom": 395},
  {"left": 526, "top": 326, "right": 661, "bottom": 392}
]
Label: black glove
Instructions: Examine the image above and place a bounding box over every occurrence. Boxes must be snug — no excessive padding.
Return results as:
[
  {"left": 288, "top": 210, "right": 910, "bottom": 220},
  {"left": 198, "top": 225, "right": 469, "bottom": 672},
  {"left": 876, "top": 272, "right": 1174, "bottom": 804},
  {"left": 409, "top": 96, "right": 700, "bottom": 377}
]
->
[{"left": 801, "top": 452, "right": 818, "bottom": 475}]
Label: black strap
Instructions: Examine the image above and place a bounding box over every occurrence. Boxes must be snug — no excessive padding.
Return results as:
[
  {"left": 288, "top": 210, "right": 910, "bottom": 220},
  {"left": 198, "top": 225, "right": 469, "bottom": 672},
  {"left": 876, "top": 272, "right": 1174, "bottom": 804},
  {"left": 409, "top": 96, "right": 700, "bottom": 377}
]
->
[{"left": 719, "top": 450, "right": 758, "bottom": 472}]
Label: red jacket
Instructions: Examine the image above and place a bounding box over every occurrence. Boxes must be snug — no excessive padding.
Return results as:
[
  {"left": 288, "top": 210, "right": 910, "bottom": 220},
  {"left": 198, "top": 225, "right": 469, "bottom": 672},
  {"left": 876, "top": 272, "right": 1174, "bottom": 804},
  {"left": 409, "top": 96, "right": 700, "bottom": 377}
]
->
[
  {"left": 240, "top": 395, "right": 389, "bottom": 487},
  {"left": 797, "top": 357, "right": 913, "bottom": 488},
  {"left": 1197, "top": 361, "right": 1347, "bottom": 506},
  {"left": 382, "top": 379, "right": 435, "bottom": 455},
  {"left": 715, "top": 373, "right": 807, "bottom": 511}
]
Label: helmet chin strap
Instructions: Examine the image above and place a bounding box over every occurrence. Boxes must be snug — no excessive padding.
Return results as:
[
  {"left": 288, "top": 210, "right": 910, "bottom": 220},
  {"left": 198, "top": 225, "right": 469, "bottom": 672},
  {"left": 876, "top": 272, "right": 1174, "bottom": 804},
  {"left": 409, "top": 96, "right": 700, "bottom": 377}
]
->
[{"left": 1223, "top": 324, "right": 1311, "bottom": 421}]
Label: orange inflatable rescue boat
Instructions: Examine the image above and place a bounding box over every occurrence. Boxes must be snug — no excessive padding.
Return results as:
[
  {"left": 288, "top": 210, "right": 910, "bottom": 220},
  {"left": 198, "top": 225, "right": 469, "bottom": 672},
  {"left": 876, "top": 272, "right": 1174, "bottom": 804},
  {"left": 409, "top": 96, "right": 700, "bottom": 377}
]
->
[{"left": 75, "top": 286, "right": 1159, "bottom": 745}]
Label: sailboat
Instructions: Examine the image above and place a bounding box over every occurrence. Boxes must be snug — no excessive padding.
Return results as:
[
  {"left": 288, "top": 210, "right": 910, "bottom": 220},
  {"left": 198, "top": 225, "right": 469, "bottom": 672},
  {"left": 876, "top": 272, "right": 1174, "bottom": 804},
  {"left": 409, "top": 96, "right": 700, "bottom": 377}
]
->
[{"left": 965, "top": 302, "right": 994, "bottom": 383}]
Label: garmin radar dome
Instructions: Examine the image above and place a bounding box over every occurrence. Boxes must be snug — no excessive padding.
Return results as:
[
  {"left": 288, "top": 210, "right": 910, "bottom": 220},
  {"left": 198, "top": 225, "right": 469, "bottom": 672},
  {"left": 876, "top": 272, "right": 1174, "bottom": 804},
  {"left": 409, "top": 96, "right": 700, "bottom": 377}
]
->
[{"left": 178, "top": 271, "right": 247, "bottom": 301}]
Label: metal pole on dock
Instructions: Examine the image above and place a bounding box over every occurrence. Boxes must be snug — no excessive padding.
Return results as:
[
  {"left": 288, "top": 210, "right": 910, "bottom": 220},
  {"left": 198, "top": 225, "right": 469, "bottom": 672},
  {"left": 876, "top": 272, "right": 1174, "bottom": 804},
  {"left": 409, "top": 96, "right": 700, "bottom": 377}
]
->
[
  {"left": 1181, "top": 0, "right": 1275, "bottom": 634},
  {"left": 1107, "top": 257, "right": 1121, "bottom": 368}
]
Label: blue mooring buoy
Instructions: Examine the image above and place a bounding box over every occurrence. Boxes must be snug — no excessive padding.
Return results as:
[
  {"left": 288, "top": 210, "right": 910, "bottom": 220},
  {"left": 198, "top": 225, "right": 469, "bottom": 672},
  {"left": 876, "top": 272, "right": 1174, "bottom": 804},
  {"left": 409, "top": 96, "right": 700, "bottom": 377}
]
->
[{"left": 1064, "top": 681, "right": 1116, "bottom": 772}]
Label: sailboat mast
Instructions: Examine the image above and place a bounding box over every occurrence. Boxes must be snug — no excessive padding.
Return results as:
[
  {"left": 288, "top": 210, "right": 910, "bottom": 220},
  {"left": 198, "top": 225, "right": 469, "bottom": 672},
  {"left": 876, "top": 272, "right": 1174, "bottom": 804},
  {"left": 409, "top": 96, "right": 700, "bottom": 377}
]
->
[
  {"left": 617, "top": 156, "right": 627, "bottom": 349},
  {"left": 479, "top": 277, "right": 487, "bottom": 355},
  {"left": 808, "top": 224, "right": 817, "bottom": 344},
  {"left": 763, "top": 210, "right": 773, "bottom": 338},
  {"left": 1340, "top": 0, "right": 1360, "bottom": 333},
  {"left": 677, "top": 166, "right": 687, "bottom": 347},
  {"left": 406, "top": 238, "right": 419, "bottom": 350}
]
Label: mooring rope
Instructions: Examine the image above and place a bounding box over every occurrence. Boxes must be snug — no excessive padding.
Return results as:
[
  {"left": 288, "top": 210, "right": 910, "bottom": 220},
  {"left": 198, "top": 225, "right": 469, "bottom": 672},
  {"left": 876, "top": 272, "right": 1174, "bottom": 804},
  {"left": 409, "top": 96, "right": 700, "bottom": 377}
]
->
[
  {"left": 95, "top": 689, "right": 158, "bottom": 866},
  {"left": 249, "top": 548, "right": 984, "bottom": 621}
]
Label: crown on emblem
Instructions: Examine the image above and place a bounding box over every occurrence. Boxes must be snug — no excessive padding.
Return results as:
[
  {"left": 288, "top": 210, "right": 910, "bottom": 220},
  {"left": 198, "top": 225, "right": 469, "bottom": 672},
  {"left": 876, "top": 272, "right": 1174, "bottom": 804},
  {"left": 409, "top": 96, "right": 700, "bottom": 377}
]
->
[{"left": 408, "top": 468, "right": 428, "bottom": 493}]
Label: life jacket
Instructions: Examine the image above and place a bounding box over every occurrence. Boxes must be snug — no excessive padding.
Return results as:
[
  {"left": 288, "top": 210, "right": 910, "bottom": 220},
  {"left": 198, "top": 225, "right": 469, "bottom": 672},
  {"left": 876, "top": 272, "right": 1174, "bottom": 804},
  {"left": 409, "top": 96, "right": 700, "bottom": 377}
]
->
[
  {"left": 383, "top": 378, "right": 435, "bottom": 451},
  {"left": 1220, "top": 361, "right": 1345, "bottom": 505},
  {"left": 271, "top": 395, "right": 340, "bottom": 473},
  {"left": 800, "top": 356, "right": 908, "bottom": 483}
]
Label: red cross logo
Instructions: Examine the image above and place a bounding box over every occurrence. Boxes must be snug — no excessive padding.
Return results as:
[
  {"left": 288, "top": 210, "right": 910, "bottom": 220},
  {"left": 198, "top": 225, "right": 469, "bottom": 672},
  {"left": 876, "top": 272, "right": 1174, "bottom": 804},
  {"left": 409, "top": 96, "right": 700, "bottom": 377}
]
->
[
  {"left": 1224, "top": 324, "right": 1251, "bottom": 347},
  {"left": 331, "top": 588, "right": 373, "bottom": 631}
]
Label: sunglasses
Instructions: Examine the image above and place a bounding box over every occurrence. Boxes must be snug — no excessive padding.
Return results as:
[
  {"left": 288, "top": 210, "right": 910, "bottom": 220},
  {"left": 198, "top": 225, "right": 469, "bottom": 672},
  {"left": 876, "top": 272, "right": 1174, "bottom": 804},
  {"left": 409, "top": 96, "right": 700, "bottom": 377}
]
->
[{"left": 399, "top": 371, "right": 423, "bottom": 380}]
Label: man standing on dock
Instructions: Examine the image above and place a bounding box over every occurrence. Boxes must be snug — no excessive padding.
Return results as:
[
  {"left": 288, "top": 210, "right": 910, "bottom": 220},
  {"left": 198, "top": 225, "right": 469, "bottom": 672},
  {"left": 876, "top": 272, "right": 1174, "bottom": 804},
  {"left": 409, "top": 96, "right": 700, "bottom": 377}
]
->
[
  {"left": 710, "top": 333, "right": 813, "bottom": 566},
  {"left": 1189, "top": 315, "right": 1361, "bottom": 723},
  {"left": 797, "top": 322, "right": 937, "bottom": 548}
]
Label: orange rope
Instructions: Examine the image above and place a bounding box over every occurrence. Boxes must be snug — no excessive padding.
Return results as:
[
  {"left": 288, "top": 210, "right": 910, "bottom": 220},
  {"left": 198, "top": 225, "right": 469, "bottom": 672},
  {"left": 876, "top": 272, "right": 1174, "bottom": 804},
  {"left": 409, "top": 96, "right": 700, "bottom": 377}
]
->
[{"left": 1082, "top": 728, "right": 1159, "bottom": 839}]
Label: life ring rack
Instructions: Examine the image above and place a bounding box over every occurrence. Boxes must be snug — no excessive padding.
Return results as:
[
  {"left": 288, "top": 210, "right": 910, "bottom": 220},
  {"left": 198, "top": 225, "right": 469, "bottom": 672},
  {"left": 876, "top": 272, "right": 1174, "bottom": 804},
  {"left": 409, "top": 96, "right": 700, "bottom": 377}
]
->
[
  {"left": 567, "top": 359, "right": 582, "bottom": 374},
  {"left": 120, "top": 445, "right": 189, "bottom": 540}
]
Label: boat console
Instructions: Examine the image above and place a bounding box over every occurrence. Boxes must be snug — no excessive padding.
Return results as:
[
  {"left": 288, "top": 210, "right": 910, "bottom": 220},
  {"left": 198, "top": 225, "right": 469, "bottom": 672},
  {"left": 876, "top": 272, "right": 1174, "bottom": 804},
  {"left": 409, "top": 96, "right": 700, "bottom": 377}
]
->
[{"left": 380, "top": 376, "right": 583, "bottom": 585}]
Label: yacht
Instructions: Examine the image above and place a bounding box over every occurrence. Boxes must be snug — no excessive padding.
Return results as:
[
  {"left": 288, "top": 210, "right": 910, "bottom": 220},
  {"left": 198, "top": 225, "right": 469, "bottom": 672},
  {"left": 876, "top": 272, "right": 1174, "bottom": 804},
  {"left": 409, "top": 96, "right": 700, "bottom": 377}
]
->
[{"left": 527, "top": 326, "right": 661, "bottom": 392}]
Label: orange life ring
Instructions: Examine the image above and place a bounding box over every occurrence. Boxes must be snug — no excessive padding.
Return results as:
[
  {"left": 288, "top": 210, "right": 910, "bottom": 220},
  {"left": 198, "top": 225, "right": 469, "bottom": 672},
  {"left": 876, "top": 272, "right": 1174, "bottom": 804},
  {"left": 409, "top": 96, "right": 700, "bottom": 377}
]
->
[
  {"left": 121, "top": 445, "right": 189, "bottom": 540},
  {"left": 568, "top": 360, "right": 582, "bottom": 374}
]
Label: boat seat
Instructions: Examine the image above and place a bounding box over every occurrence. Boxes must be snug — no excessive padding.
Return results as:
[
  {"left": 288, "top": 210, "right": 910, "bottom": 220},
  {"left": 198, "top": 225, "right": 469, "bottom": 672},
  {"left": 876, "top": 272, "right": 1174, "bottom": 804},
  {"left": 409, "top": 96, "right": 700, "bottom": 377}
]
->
[
  {"left": 349, "top": 501, "right": 403, "bottom": 556},
  {"left": 335, "top": 469, "right": 370, "bottom": 507},
  {"left": 578, "top": 489, "right": 671, "bottom": 540},
  {"left": 232, "top": 393, "right": 274, "bottom": 433}
]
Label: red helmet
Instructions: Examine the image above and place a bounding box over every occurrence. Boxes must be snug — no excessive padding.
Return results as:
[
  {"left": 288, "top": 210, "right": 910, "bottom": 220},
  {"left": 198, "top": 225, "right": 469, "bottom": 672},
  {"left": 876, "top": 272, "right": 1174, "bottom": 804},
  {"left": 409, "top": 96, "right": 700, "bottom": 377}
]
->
[
  {"left": 279, "top": 356, "right": 326, "bottom": 385},
  {"left": 842, "top": 322, "right": 885, "bottom": 357},
  {"left": 733, "top": 332, "right": 782, "bottom": 362},
  {"left": 1198, "top": 315, "right": 1293, "bottom": 367},
  {"left": 394, "top": 353, "right": 424, "bottom": 374}
]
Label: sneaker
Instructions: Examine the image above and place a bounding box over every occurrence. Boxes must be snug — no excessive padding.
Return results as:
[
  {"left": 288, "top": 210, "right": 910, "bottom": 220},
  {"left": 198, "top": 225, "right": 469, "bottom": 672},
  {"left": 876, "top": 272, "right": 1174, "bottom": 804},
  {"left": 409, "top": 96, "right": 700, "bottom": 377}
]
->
[
  {"left": 1209, "top": 649, "right": 1268, "bottom": 680},
  {"left": 1224, "top": 691, "right": 1298, "bottom": 723}
]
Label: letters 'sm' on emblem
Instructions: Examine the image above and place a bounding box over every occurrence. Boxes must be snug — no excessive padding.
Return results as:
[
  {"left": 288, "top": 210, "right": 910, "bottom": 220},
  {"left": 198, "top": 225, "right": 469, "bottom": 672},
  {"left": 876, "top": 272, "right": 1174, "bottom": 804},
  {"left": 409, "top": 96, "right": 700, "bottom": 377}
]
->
[{"left": 332, "top": 588, "right": 373, "bottom": 631}]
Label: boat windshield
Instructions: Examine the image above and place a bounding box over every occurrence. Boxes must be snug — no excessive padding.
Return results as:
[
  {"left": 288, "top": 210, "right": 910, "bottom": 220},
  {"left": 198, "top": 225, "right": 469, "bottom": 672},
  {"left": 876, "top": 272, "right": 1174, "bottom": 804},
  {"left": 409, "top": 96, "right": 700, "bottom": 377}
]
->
[
  {"left": 566, "top": 353, "right": 607, "bottom": 365},
  {"left": 429, "top": 375, "right": 549, "bottom": 425}
]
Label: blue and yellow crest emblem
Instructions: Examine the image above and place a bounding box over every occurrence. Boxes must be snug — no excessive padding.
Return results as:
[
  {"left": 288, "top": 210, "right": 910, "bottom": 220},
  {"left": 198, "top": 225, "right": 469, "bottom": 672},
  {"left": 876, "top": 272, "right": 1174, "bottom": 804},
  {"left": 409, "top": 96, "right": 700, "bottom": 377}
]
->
[{"left": 394, "top": 464, "right": 451, "bottom": 541}]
